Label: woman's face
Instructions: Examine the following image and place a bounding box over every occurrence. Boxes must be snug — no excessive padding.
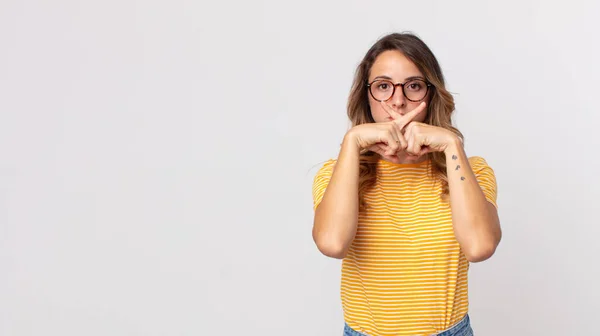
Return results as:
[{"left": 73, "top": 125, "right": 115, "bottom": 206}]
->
[{"left": 367, "top": 50, "right": 430, "bottom": 124}]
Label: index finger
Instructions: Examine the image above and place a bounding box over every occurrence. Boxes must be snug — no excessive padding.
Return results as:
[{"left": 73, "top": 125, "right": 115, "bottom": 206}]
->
[
  {"left": 380, "top": 101, "right": 403, "bottom": 120},
  {"left": 395, "top": 102, "right": 427, "bottom": 129}
]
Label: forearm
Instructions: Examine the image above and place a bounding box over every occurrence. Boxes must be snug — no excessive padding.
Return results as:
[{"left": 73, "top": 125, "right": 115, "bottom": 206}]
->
[
  {"left": 445, "top": 140, "right": 501, "bottom": 262},
  {"left": 312, "top": 133, "right": 361, "bottom": 259}
]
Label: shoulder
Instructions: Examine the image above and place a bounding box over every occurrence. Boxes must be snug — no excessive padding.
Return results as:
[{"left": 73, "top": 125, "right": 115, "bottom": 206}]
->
[
  {"left": 468, "top": 155, "right": 488, "bottom": 165},
  {"left": 311, "top": 159, "right": 337, "bottom": 209},
  {"left": 468, "top": 156, "right": 498, "bottom": 205},
  {"left": 468, "top": 156, "right": 493, "bottom": 171},
  {"left": 314, "top": 159, "right": 337, "bottom": 178},
  {"left": 467, "top": 155, "right": 497, "bottom": 185},
  {"left": 312, "top": 159, "right": 337, "bottom": 188}
]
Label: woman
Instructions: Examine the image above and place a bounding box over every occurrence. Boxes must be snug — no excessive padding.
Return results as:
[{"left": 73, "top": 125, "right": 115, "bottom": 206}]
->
[{"left": 311, "top": 32, "right": 501, "bottom": 336}]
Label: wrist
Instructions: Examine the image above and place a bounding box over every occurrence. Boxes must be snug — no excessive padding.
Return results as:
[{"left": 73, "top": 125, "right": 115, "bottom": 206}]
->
[
  {"left": 342, "top": 129, "right": 361, "bottom": 152},
  {"left": 443, "top": 135, "right": 462, "bottom": 155}
]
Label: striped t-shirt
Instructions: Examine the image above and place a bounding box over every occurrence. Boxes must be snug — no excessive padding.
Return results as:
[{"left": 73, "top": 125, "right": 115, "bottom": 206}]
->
[{"left": 312, "top": 156, "right": 497, "bottom": 336}]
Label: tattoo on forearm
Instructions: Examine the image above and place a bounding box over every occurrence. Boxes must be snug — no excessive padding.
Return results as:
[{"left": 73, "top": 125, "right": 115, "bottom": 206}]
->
[{"left": 451, "top": 154, "right": 464, "bottom": 180}]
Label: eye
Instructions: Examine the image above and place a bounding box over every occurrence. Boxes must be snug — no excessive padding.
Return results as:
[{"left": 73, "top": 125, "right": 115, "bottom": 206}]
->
[
  {"left": 408, "top": 83, "right": 421, "bottom": 90},
  {"left": 406, "top": 80, "right": 425, "bottom": 91},
  {"left": 375, "top": 81, "right": 393, "bottom": 91}
]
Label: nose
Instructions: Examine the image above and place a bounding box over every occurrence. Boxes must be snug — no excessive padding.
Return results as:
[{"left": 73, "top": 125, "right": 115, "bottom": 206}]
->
[{"left": 389, "top": 84, "right": 406, "bottom": 109}]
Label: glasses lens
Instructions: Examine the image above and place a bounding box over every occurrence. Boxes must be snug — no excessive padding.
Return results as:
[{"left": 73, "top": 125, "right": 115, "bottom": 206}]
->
[
  {"left": 404, "top": 79, "right": 428, "bottom": 101},
  {"left": 370, "top": 80, "right": 394, "bottom": 101}
]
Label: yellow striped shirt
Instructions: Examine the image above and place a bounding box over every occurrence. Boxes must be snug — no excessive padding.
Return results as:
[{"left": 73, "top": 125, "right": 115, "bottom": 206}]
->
[{"left": 312, "top": 156, "right": 497, "bottom": 336}]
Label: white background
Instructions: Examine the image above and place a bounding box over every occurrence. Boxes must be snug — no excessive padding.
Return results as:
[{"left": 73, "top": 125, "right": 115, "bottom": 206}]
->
[{"left": 1, "top": 1, "right": 599, "bottom": 335}]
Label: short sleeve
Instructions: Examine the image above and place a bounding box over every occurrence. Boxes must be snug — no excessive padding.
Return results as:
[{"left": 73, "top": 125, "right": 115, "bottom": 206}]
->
[
  {"left": 468, "top": 156, "right": 498, "bottom": 209},
  {"left": 312, "top": 159, "right": 336, "bottom": 211}
]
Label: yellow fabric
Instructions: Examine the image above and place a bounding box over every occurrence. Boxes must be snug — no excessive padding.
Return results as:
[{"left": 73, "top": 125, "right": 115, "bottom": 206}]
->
[{"left": 312, "top": 156, "right": 497, "bottom": 336}]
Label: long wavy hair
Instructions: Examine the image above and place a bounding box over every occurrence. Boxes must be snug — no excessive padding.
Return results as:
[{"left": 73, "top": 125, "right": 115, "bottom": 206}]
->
[{"left": 348, "top": 32, "right": 463, "bottom": 209}]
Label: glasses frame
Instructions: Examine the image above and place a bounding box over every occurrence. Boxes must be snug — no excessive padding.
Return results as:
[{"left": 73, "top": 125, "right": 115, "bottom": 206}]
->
[{"left": 366, "top": 78, "right": 433, "bottom": 102}]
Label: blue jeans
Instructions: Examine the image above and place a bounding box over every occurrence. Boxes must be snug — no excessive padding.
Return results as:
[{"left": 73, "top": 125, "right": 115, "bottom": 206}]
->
[{"left": 343, "top": 314, "right": 473, "bottom": 336}]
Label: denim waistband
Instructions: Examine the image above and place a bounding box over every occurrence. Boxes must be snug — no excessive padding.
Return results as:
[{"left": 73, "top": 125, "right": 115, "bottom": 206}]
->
[{"left": 343, "top": 313, "right": 472, "bottom": 336}]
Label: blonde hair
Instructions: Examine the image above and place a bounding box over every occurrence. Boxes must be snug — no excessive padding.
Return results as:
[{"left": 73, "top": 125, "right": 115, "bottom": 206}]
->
[{"left": 347, "top": 32, "right": 463, "bottom": 209}]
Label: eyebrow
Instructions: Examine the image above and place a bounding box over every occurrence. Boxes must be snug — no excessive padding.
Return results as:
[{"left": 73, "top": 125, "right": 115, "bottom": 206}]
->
[{"left": 371, "top": 75, "right": 426, "bottom": 82}]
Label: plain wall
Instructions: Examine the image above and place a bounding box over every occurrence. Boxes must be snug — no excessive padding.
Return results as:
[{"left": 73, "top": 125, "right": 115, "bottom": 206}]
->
[{"left": 1, "top": 1, "right": 599, "bottom": 335}]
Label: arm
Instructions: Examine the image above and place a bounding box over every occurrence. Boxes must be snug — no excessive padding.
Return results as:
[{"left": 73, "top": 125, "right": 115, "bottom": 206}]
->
[
  {"left": 445, "top": 139, "right": 502, "bottom": 262},
  {"left": 312, "top": 104, "right": 429, "bottom": 259},
  {"left": 312, "top": 133, "right": 361, "bottom": 259}
]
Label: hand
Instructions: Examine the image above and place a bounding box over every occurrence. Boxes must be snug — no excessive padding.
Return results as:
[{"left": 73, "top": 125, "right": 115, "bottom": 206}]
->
[
  {"left": 380, "top": 103, "right": 461, "bottom": 158},
  {"left": 402, "top": 121, "right": 460, "bottom": 156},
  {"left": 345, "top": 102, "right": 427, "bottom": 162}
]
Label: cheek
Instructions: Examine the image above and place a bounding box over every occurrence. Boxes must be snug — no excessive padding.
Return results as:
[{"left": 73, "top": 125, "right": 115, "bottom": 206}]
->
[
  {"left": 406, "top": 102, "right": 428, "bottom": 122},
  {"left": 414, "top": 106, "right": 429, "bottom": 122},
  {"left": 415, "top": 113, "right": 427, "bottom": 123},
  {"left": 368, "top": 99, "right": 389, "bottom": 122}
]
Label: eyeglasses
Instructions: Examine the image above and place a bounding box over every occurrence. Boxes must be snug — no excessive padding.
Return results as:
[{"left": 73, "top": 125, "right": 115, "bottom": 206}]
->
[{"left": 367, "top": 78, "right": 432, "bottom": 102}]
